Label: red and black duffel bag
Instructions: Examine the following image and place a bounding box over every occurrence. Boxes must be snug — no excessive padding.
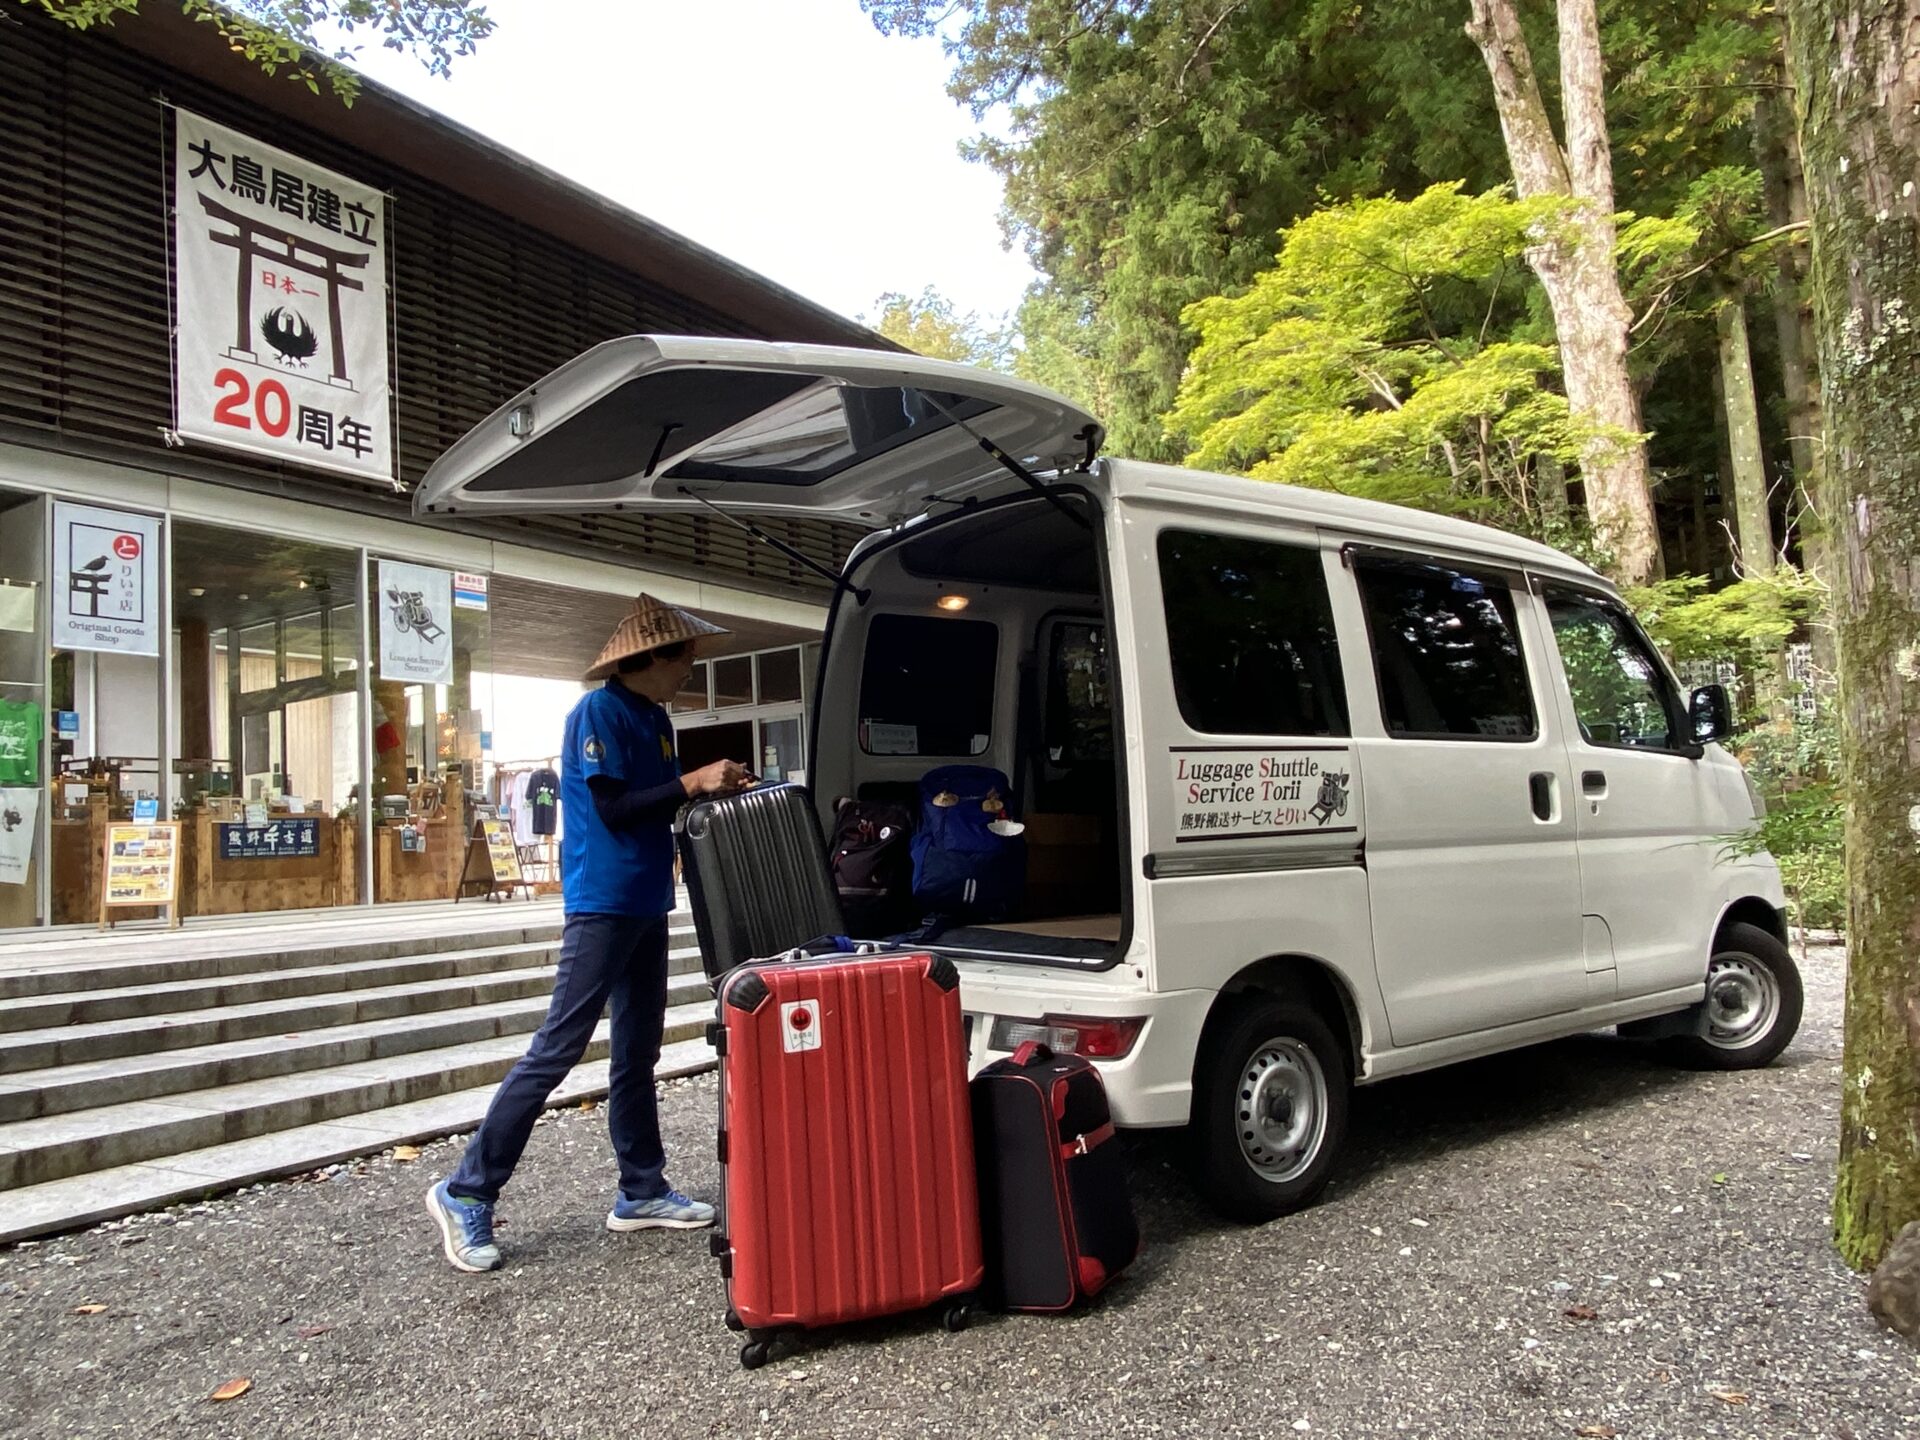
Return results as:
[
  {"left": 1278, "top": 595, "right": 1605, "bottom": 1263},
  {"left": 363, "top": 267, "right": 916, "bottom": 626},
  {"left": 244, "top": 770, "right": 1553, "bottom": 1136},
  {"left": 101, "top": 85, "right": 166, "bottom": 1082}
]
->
[{"left": 970, "top": 1041, "right": 1141, "bottom": 1311}]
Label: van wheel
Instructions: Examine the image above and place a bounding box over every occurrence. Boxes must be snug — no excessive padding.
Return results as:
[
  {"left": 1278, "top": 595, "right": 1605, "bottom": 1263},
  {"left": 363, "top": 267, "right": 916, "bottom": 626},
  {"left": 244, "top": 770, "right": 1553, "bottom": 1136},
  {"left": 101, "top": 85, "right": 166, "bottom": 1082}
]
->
[
  {"left": 1192, "top": 998, "right": 1348, "bottom": 1223},
  {"left": 1664, "top": 922, "right": 1803, "bottom": 1070}
]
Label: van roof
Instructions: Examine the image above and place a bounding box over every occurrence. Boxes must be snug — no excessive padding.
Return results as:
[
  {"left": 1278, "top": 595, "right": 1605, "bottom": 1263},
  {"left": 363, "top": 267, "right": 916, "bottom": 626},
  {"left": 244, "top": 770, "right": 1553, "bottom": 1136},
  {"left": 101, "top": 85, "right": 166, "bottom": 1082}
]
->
[{"left": 1105, "top": 459, "right": 1611, "bottom": 589}]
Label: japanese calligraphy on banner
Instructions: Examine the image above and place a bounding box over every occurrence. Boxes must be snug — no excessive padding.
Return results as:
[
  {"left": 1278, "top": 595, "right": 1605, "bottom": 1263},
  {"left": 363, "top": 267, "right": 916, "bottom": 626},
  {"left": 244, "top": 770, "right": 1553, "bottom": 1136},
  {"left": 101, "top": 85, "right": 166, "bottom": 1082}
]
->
[
  {"left": 1171, "top": 747, "right": 1358, "bottom": 842},
  {"left": 218, "top": 819, "right": 321, "bottom": 860},
  {"left": 52, "top": 502, "right": 162, "bottom": 657},
  {"left": 172, "top": 109, "right": 393, "bottom": 483},
  {"left": 377, "top": 561, "right": 454, "bottom": 685}
]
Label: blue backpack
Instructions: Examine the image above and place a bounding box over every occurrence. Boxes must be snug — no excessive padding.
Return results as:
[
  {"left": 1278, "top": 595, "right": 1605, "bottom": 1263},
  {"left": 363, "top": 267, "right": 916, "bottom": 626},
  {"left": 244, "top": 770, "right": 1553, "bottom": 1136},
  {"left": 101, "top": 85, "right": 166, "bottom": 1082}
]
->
[{"left": 910, "top": 765, "right": 1027, "bottom": 923}]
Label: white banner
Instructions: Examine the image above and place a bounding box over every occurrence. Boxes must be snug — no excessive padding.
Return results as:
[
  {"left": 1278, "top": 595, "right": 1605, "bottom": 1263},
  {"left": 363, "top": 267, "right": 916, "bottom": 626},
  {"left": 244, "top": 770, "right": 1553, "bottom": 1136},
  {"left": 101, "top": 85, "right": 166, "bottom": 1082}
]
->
[
  {"left": 172, "top": 109, "right": 393, "bottom": 483},
  {"left": 52, "top": 503, "right": 162, "bottom": 657},
  {"left": 1172, "top": 747, "right": 1357, "bottom": 841},
  {"left": 378, "top": 561, "right": 453, "bottom": 686},
  {"left": 0, "top": 788, "right": 39, "bottom": 886}
]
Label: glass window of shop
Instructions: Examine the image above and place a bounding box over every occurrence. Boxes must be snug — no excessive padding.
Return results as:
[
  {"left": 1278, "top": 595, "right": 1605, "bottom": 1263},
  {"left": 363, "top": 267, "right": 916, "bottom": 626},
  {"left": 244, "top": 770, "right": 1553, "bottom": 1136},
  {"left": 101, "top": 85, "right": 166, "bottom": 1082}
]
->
[
  {"left": 0, "top": 491, "right": 47, "bottom": 929},
  {"left": 172, "top": 523, "right": 366, "bottom": 916},
  {"left": 671, "top": 642, "right": 811, "bottom": 786},
  {"left": 368, "top": 559, "right": 492, "bottom": 904}
]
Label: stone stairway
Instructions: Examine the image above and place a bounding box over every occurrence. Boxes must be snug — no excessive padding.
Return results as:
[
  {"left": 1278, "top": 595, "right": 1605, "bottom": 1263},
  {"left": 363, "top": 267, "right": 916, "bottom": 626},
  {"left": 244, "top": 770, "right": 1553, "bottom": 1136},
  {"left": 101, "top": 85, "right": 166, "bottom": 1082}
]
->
[{"left": 0, "top": 904, "right": 716, "bottom": 1244}]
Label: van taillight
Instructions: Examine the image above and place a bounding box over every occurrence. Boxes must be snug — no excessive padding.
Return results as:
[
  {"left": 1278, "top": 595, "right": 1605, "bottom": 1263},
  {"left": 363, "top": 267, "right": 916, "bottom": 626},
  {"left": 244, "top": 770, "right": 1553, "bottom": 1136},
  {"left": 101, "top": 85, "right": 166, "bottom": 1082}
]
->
[{"left": 988, "top": 1014, "right": 1144, "bottom": 1060}]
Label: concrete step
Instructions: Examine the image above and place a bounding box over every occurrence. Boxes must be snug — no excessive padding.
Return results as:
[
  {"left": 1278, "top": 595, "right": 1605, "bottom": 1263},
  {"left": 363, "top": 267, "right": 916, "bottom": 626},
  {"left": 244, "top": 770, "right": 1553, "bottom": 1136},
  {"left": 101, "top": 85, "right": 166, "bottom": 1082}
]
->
[
  {"left": 0, "top": 1033, "right": 717, "bottom": 1245},
  {"left": 0, "top": 998, "right": 714, "bottom": 1190},
  {"left": 0, "top": 918, "right": 567, "bottom": 1001},
  {"left": 0, "top": 946, "right": 706, "bottom": 1076},
  {"left": 0, "top": 908, "right": 695, "bottom": 1002},
  {"left": 0, "top": 972, "right": 715, "bottom": 1121},
  {"left": 0, "top": 965, "right": 565, "bottom": 1075},
  {"left": 0, "top": 941, "right": 564, "bottom": 1033}
]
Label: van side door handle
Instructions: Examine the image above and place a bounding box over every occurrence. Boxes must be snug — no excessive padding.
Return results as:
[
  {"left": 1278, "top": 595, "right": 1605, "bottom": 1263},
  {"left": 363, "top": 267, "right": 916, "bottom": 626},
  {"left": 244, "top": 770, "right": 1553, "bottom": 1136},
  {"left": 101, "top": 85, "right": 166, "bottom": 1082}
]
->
[
  {"left": 1582, "top": 770, "right": 1608, "bottom": 795},
  {"left": 1528, "top": 772, "right": 1555, "bottom": 821}
]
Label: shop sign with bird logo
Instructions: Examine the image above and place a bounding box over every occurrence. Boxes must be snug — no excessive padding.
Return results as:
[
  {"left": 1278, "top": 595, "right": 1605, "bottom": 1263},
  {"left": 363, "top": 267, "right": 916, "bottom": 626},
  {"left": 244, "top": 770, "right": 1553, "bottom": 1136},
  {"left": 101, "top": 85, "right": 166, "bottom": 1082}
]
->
[
  {"left": 51, "top": 501, "right": 162, "bottom": 658},
  {"left": 170, "top": 109, "right": 393, "bottom": 483}
]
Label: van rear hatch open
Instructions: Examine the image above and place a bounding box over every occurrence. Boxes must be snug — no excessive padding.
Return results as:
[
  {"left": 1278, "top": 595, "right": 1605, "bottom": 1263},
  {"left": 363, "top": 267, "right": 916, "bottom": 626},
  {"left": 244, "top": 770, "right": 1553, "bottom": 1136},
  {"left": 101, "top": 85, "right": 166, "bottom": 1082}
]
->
[{"left": 412, "top": 335, "right": 1102, "bottom": 528}]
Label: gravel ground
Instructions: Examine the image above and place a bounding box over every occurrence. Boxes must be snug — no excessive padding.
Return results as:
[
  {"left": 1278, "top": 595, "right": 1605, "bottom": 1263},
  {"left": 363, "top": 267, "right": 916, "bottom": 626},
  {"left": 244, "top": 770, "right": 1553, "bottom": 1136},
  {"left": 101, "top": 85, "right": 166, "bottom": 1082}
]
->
[{"left": 2, "top": 939, "right": 1912, "bottom": 1440}]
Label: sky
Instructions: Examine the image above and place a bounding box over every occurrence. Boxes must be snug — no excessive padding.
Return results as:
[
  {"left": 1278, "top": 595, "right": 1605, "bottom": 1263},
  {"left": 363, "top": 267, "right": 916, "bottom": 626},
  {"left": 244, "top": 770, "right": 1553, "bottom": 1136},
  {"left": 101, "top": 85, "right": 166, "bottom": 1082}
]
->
[{"left": 343, "top": 0, "right": 1039, "bottom": 328}]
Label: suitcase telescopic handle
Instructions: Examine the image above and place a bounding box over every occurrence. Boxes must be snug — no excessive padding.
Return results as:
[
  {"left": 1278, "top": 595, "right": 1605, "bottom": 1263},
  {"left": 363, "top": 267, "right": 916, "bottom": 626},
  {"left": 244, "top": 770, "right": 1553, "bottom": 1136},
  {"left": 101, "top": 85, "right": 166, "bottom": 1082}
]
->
[{"left": 1011, "top": 1040, "right": 1054, "bottom": 1066}]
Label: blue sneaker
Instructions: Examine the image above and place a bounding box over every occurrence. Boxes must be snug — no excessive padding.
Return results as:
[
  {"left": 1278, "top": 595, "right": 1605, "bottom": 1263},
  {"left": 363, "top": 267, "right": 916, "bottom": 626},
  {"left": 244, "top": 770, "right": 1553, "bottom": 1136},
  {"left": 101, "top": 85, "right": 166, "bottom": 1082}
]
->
[
  {"left": 426, "top": 1180, "right": 502, "bottom": 1273},
  {"left": 606, "top": 1188, "right": 716, "bottom": 1232}
]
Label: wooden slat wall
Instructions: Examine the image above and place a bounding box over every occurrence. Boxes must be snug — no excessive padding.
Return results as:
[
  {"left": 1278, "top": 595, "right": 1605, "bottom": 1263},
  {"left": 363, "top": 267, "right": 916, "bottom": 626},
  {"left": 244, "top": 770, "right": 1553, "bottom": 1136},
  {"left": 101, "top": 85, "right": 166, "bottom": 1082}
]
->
[{"left": 0, "top": 14, "right": 862, "bottom": 598}]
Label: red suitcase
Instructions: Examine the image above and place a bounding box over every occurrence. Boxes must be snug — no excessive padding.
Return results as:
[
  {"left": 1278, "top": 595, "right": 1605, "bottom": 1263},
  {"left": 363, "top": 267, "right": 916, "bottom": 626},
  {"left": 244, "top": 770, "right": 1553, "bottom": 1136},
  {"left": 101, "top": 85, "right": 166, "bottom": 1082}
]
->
[{"left": 711, "top": 950, "right": 984, "bottom": 1369}]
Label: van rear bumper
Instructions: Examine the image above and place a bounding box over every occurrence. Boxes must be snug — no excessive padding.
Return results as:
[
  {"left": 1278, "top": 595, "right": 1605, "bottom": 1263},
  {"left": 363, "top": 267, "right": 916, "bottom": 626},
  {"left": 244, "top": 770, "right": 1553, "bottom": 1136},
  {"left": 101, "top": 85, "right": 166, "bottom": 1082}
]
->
[{"left": 949, "top": 961, "right": 1214, "bottom": 1129}]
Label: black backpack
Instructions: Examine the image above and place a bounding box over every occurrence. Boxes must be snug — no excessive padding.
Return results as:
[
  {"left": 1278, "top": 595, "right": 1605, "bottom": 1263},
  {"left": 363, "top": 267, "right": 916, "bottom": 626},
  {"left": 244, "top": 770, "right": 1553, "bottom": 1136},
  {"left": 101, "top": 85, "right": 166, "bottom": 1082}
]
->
[{"left": 828, "top": 798, "right": 915, "bottom": 934}]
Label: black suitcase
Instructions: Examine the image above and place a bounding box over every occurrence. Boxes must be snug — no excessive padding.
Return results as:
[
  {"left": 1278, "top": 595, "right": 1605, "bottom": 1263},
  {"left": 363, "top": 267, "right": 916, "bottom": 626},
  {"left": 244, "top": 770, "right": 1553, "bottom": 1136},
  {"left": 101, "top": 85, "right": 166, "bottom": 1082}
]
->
[
  {"left": 970, "top": 1041, "right": 1141, "bottom": 1311},
  {"left": 675, "top": 783, "right": 846, "bottom": 981}
]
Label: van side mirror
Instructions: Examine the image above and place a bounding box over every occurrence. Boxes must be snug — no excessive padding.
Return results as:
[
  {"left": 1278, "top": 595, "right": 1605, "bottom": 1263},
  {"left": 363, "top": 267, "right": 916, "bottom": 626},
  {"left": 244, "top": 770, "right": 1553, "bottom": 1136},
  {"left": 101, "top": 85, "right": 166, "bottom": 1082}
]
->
[{"left": 1689, "top": 684, "right": 1733, "bottom": 744}]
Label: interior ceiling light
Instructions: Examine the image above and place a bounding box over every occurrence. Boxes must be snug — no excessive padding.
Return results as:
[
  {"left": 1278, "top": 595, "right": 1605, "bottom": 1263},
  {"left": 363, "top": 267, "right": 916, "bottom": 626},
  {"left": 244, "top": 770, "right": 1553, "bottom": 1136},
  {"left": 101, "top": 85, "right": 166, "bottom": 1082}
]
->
[
  {"left": 936, "top": 595, "right": 970, "bottom": 612},
  {"left": 188, "top": 587, "right": 206, "bottom": 597}
]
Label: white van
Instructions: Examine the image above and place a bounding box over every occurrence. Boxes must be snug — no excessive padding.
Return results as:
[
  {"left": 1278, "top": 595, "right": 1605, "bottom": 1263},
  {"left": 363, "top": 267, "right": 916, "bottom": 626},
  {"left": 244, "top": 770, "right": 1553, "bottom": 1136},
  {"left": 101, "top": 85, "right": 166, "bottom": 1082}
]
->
[{"left": 418, "top": 336, "right": 1801, "bottom": 1222}]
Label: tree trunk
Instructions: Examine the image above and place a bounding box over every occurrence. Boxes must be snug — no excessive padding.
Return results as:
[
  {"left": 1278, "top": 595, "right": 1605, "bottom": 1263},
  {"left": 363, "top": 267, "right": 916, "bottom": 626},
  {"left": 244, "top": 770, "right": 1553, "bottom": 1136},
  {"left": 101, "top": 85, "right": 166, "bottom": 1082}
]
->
[
  {"left": 1786, "top": 0, "right": 1920, "bottom": 1274},
  {"left": 1715, "top": 285, "right": 1776, "bottom": 575},
  {"left": 1465, "top": 0, "right": 1664, "bottom": 586}
]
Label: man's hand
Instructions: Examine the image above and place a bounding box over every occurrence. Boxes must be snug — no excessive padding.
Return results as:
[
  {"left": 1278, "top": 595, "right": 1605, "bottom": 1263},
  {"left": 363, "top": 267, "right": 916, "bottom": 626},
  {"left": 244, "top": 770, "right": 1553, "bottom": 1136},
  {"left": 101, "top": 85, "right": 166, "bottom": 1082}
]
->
[{"left": 681, "top": 759, "right": 755, "bottom": 797}]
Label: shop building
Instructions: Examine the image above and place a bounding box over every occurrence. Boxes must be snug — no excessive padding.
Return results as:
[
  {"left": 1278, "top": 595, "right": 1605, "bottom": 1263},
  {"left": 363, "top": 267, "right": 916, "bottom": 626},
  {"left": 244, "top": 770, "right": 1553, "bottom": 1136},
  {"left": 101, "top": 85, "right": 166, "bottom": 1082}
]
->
[{"left": 0, "top": 7, "right": 874, "bottom": 931}]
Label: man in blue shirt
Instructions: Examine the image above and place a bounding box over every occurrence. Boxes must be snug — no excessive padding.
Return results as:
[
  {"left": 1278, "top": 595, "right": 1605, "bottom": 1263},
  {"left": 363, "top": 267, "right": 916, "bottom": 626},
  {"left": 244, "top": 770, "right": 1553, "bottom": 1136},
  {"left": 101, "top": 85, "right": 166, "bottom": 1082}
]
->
[{"left": 428, "top": 595, "right": 752, "bottom": 1273}]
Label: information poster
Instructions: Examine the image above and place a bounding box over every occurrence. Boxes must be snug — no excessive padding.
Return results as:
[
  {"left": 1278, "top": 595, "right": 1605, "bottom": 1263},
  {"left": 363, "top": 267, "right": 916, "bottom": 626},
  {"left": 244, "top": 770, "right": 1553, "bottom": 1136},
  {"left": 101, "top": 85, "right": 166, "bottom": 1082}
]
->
[
  {"left": 52, "top": 502, "right": 163, "bottom": 657},
  {"left": 103, "top": 822, "right": 180, "bottom": 907},
  {"left": 480, "top": 819, "right": 522, "bottom": 883},
  {"left": 0, "top": 788, "right": 39, "bottom": 886},
  {"left": 377, "top": 560, "right": 453, "bottom": 685},
  {"left": 172, "top": 109, "right": 393, "bottom": 482}
]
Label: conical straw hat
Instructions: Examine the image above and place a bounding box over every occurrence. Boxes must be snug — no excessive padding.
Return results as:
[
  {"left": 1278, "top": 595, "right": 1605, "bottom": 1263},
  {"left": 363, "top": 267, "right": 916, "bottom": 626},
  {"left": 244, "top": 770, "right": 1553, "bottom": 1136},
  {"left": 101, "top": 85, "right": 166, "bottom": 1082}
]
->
[{"left": 584, "top": 594, "right": 729, "bottom": 680}]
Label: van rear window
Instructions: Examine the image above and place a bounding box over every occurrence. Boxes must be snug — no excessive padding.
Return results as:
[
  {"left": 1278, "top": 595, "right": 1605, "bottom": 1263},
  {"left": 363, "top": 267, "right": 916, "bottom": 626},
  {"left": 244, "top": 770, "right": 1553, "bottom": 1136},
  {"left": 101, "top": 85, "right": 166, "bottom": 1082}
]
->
[
  {"left": 858, "top": 614, "right": 997, "bottom": 757},
  {"left": 1157, "top": 531, "right": 1349, "bottom": 737}
]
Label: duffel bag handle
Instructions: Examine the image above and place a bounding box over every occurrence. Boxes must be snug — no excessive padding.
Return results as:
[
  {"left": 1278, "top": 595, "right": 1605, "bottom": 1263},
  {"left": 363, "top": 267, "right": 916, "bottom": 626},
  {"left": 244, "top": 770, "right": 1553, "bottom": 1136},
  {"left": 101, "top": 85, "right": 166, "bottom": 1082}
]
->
[{"left": 1011, "top": 1040, "right": 1053, "bottom": 1067}]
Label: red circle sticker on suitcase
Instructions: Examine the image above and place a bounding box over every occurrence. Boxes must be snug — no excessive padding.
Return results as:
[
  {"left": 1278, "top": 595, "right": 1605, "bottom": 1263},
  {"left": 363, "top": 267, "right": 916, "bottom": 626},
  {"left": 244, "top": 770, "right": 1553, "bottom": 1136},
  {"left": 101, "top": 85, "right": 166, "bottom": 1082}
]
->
[{"left": 781, "top": 999, "right": 822, "bottom": 1053}]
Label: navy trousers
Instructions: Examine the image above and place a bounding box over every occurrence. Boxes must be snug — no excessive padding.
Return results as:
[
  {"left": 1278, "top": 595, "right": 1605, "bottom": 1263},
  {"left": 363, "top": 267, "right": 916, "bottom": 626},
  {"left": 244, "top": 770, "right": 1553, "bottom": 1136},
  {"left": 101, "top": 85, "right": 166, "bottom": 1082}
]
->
[{"left": 448, "top": 912, "right": 671, "bottom": 1204}]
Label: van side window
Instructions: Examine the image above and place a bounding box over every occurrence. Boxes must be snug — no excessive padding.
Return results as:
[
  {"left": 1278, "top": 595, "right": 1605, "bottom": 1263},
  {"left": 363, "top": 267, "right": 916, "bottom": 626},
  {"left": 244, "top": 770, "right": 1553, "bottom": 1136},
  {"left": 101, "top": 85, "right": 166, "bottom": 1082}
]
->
[
  {"left": 1156, "top": 530, "right": 1348, "bottom": 737},
  {"left": 859, "top": 613, "right": 997, "bottom": 756},
  {"left": 1354, "top": 557, "right": 1536, "bottom": 740},
  {"left": 1542, "top": 587, "right": 1682, "bottom": 749}
]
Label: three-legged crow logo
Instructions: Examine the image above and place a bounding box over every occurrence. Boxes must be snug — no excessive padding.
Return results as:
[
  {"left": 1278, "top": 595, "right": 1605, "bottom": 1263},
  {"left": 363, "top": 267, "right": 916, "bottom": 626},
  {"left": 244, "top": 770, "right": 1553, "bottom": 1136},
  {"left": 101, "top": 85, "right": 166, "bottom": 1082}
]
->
[
  {"left": 386, "top": 587, "right": 445, "bottom": 645},
  {"left": 261, "top": 307, "right": 319, "bottom": 368},
  {"left": 1308, "top": 769, "right": 1351, "bottom": 826}
]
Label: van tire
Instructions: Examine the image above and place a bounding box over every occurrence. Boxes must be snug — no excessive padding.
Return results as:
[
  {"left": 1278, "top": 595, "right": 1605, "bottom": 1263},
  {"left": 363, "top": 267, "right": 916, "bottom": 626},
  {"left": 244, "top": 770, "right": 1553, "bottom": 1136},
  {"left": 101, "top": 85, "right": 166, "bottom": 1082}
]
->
[
  {"left": 1663, "top": 921, "right": 1803, "bottom": 1070},
  {"left": 1192, "top": 997, "right": 1348, "bottom": 1223}
]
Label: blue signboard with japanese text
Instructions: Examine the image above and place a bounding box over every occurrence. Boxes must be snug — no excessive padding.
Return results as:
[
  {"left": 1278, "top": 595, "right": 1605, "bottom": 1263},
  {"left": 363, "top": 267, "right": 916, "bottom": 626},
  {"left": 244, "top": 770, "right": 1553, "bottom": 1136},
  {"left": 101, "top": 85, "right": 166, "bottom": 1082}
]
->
[{"left": 217, "top": 818, "right": 321, "bottom": 860}]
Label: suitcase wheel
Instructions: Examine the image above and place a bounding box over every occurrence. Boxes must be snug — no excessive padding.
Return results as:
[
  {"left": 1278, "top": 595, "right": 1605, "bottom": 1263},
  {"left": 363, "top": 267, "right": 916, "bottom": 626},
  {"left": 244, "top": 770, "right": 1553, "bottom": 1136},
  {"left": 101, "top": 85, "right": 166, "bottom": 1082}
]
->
[
  {"left": 942, "top": 1301, "right": 974, "bottom": 1334},
  {"left": 740, "top": 1339, "right": 774, "bottom": 1371},
  {"left": 724, "top": 1309, "right": 745, "bottom": 1334}
]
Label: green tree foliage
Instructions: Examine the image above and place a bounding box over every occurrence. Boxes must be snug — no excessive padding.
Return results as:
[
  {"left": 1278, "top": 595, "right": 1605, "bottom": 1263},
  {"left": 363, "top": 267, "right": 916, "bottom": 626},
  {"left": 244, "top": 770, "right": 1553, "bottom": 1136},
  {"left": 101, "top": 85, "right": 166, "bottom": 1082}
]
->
[
  {"left": 18, "top": 0, "right": 494, "bottom": 100},
  {"left": 865, "top": 286, "right": 1011, "bottom": 368},
  {"left": 1166, "top": 184, "right": 1612, "bottom": 544},
  {"left": 1629, "top": 564, "right": 1824, "bottom": 677},
  {"left": 1628, "top": 564, "right": 1838, "bottom": 927},
  {"left": 862, "top": 1, "right": 1510, "bottom": 458}
]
